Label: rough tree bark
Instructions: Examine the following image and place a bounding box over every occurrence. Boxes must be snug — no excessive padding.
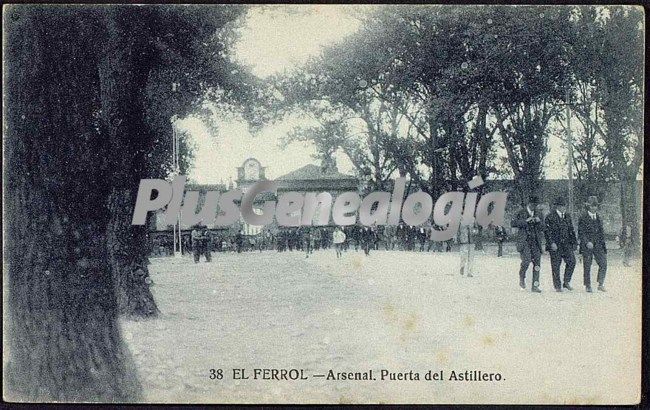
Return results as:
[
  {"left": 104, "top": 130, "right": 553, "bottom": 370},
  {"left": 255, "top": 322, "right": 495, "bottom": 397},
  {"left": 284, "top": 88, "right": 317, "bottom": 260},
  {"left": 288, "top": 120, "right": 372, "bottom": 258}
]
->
[
  {"left": 99, "top": 7, "right": 159, "bottom": 318},
  {"left": 107, "top": 189, "right": 159, "bottom": 317},
  {"left": 4, "top": 6, "right": 142, "bottom": 401}
]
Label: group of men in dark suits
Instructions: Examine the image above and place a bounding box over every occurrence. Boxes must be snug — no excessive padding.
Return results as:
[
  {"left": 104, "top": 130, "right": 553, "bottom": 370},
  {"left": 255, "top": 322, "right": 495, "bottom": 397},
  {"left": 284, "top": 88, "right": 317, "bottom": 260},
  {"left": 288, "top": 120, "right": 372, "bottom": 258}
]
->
[{"left": 512, "top": 195, "right": 607, "bottom": 293}]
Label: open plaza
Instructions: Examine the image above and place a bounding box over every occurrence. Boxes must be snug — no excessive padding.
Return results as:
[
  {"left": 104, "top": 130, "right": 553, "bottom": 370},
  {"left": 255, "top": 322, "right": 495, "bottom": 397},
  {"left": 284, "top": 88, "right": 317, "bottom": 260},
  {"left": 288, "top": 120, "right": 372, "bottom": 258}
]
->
[{"left": 122, "top": 248, "right": 641, "bottom": 404}]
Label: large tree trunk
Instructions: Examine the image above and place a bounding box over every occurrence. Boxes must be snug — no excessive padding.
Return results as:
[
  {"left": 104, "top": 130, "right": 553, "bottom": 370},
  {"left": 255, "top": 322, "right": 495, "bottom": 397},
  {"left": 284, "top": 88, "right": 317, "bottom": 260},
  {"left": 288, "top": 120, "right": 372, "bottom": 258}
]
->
[
  {"left": 619, "top": 171, "right": 641, "bottom": 253},
  {"left": 4, "top": 7, "right": 142, "bottom": 400},
  {"left": 107, "top": 188, "right": 159, "bottom": 318},
  {"left": 5, "top": 184, "right": 142, "bottom": 402},
  {"left": 99, "top": 7, "right": 159, "bottom": 318}
]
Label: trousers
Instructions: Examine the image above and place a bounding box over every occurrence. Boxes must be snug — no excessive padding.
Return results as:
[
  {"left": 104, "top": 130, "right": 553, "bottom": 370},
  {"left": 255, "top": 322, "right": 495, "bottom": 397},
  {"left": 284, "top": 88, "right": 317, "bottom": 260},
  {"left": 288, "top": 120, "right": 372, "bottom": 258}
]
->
[
  {"left": 583, "top": 247, "right": 607, "bottom": 286},
  {"left": 549, "top": 246, "right": 576, "bottom": 289},
  {"left": 519, "top": 240, "right": 541, "bottom": 287}
]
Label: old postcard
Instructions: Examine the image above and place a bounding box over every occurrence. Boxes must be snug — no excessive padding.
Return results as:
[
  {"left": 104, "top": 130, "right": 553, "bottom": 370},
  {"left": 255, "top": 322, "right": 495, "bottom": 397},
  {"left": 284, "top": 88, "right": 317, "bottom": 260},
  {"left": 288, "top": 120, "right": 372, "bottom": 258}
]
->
[{"left": 2, "top": 3, "right": 644, "bottom": 405}]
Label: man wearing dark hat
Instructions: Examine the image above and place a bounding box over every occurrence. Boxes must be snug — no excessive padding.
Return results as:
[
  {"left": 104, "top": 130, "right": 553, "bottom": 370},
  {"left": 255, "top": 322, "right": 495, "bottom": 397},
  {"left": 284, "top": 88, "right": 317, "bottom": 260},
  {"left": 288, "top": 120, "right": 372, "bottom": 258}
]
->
[
  {"left": 512, "top": 195, "right": 545, "bottom": 292},
  {"left": 544, "top": 196, "right": 577, "bottom": 292},
  {"left": 578, "top": 196, "right": 607, "bottom": 292}
]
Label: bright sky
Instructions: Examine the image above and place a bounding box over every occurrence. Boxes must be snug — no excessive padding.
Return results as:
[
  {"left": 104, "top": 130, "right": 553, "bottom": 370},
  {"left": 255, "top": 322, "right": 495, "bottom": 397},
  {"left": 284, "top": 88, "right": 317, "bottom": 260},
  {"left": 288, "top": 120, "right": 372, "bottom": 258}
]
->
[
  {"left": 182, "top": 5, "right": 361, "bottom": 184},
  {"left": 182, "top": 5, "right": 567, "bottom": 185}
]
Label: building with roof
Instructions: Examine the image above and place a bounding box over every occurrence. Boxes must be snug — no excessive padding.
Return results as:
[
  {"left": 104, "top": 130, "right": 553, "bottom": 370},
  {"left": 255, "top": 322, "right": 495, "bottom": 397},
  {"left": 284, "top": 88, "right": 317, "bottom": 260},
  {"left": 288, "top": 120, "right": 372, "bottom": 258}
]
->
[
  {"left": 147, "top": 158, "right": 636, "bottom": 254},
  {"left": 238, "top": 161, "right": 359, "bottom": 234},
  {"left": 148, "top": 158, "right": 360, "bottom": 241},
  {"left": 275, "top": 163, "right": 359, "bottom": 194}
]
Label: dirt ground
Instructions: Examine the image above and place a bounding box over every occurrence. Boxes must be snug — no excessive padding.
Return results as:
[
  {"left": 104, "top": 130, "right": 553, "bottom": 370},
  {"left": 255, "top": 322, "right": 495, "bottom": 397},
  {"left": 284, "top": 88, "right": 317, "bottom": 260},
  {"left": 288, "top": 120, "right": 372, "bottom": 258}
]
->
[{"left": 121, "top": 247, "right": 641, "bottom": 404}]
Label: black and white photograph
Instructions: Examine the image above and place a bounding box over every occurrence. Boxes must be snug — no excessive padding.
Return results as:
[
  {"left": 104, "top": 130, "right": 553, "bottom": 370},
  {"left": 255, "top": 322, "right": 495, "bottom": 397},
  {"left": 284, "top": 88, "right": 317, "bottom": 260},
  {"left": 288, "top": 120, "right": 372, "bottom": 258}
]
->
[{"left": 2, "top": 3, "right": 644, "bottom": 405}]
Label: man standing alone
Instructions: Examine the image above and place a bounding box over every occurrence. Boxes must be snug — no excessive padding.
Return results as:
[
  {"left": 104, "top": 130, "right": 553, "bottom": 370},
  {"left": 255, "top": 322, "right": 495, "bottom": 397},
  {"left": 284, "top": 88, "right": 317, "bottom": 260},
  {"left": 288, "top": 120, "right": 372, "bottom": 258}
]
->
[
  {"left": 495, "top": 225, "right": 507, "bottom": 257},
  {"left": 512, "top": 196, "right": 545, "bottom": 292},
  {"left": 333, "top": 227, "right": 346, "bottom": 259},
  {"left": 578, "top": 196, "right": 607, "bottom": 292},
  {"left": 191, "top": 225, "right": 203, "bottom": 263},
  {"left": 544, "top": 197, "right": 577, "bottom": 292},
  {"left": 361, "top": 226, "right": 372, "bottom": 256}
]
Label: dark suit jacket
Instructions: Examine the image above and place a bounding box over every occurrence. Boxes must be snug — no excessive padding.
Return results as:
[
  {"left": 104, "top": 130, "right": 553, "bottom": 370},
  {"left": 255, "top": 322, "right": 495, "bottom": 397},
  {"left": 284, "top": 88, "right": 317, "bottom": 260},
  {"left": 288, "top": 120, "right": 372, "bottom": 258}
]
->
[
  {"left": 511, "top": 207, "right": 544, "bottom": 252},
  {"left": 544, "top": 210, "right": 577, "bottom": 251},
  {"left": 577, "top": 212, "right": 607, "bottom": 254},
  {"left": 494, "top": 226, "right": 507, "bottom": 241}
]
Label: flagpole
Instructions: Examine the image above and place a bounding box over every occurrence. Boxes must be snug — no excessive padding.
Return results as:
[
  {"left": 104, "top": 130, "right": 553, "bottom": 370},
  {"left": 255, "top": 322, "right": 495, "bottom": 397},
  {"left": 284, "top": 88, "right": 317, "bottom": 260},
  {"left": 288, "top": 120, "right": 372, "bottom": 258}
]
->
[
  {"left": 566, "top": 88, "right": 574, "bottom": 220},
  {"left": 171, "top": 115, "right": 183, "bottom": 258}
]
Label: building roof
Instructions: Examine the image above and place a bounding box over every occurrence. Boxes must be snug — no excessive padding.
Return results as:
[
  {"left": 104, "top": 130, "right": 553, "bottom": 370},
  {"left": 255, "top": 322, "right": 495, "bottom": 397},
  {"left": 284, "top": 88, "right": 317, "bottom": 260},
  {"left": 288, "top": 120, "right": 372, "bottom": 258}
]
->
[
  {"left": 185, "top": 183, "right": 227, "bottom": 192},
  {"left": 276, "top": 164, "right": 357, "bottom": 181}
]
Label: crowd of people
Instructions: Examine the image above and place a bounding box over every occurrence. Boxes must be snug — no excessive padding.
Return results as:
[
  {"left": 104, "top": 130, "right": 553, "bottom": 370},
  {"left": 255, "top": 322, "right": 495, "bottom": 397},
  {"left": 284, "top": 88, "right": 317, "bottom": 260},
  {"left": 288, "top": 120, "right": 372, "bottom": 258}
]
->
[
  {"left": 149, "top": 195, "right": 637, "bottom": 294},
  {"left": 179, "top": 223, "right": 471, "bottom": 262}
]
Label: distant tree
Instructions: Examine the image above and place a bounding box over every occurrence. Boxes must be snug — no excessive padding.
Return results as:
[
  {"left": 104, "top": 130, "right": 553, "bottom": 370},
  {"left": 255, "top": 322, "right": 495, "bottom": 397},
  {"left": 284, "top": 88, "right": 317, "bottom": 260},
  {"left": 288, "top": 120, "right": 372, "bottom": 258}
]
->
[
  {"left": 569, "top": 6, "right": 643, "bottom": 235},
  {"left": 552, "top": 75, "right": 612, "bottom": 204},
  {"left": 276, "top": 6, "right": 521, "bottom": 200},
  {"left": 274, "top": 59, "right": 406, "bottom": 192},
  {"left": 281, "top": 119, "right": 348, "bottom": 172},
  {"left": 475, "top": 6, "right": 574, "bottom": 204}
]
